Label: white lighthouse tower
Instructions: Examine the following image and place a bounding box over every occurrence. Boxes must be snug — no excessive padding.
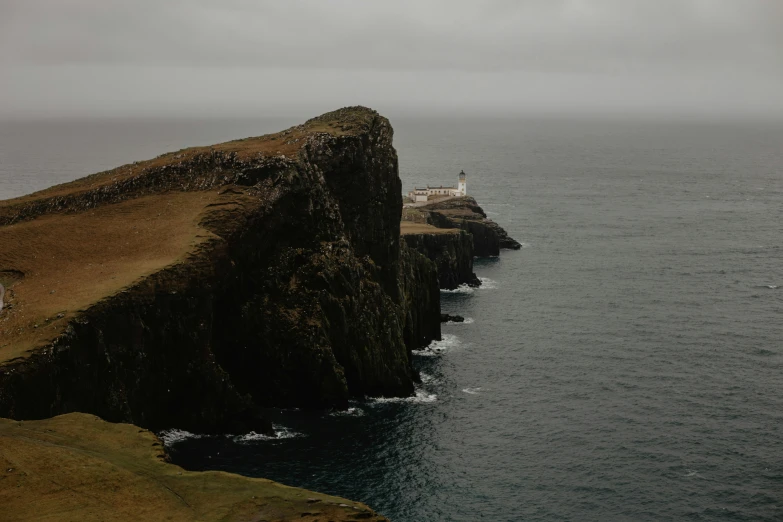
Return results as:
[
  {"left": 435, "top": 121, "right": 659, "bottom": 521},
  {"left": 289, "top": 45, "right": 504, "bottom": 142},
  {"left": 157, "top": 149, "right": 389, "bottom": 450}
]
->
[{"left": 458, "top": 170, "right": 467, "bottom": 196}]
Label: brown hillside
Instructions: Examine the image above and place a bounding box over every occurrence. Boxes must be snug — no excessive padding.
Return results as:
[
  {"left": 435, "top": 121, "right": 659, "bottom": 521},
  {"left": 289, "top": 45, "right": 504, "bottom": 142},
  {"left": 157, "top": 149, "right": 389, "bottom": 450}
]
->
[{"left": 0, "top": 110, "right": 369, "bottom": 364}]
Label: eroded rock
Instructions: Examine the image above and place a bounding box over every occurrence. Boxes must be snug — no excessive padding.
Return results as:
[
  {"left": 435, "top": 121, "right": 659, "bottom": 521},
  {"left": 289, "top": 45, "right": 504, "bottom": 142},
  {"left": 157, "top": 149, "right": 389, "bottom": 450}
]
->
[{"left": 0, "top": 107, "right": 440, "bottom": 433}]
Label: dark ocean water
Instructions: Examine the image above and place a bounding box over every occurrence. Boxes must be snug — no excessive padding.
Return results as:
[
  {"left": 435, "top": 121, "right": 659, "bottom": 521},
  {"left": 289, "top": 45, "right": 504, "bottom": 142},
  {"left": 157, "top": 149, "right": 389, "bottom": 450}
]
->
[{"left": 2, "top": 116, "right": 782, "bottom": 521}]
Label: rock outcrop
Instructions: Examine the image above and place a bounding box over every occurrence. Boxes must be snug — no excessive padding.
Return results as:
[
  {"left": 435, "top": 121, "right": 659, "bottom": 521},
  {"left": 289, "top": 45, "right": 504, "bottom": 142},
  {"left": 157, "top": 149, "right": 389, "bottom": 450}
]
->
[
  {"left": 0, "top": 107, "right": 441, "bottom": 434},
  {"left": 0, "top": 413, "right": 388, "bottom": 522},
  {"left": 398, "top": 242, "right": 442, "bottom": 353},
  {"left": 403, "top": 196, "right": 521, "bottom": 256},
  {"left": 440, "top": 314, "right": 465, "bottom": 323},
  {"left": 400, "top": 223, "right": 480, "bottom": 290}
]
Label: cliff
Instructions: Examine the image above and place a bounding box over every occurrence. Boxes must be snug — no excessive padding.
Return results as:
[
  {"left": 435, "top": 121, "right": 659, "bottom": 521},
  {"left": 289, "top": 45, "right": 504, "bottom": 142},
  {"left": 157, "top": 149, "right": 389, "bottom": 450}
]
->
[
  {"left": 400, "top": 223, "right": 480, "bottom": 290},
  {"left": 0, "top": 107, "right": 441, "bottom": 434},
  {"left": 0, "top": 413, "right": 388, "bottom": 522},
  {"left": 403, "top": 196, "right": 521, "bottom": 256}
]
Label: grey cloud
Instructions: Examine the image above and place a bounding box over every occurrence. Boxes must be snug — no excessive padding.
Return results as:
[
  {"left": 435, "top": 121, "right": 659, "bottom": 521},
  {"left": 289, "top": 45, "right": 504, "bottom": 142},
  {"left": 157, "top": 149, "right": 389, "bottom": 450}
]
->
[
  {"left": 1, "top": 0, "right": 781, "bottom": 118},
  {"left": 2, "top": 0, "right": 780, "bottom": 73}
]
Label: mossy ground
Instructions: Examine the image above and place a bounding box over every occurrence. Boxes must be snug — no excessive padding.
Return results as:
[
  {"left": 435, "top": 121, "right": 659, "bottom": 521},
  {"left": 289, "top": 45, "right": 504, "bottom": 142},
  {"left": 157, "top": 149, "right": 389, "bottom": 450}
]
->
[
  {"left": 0, "top": 413, "right": 387, "bottom": 522},
  {"left": 399, "top": 222, "right": 459, "bottom": 235},
  {"left": 0, "top": 191, "right": 229, "bottom": 361}
]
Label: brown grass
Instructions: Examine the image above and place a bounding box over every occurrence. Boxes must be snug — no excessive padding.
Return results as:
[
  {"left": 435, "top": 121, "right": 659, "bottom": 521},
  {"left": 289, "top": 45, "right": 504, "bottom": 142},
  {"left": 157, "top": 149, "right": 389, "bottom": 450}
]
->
[
  {"left": 0, "top": 121, "right": 351, "bottom": 209},
  {"left": 0, "top": 413, "right": 387, "bottom": 522},
  {"left": 0, "top": 191, "right": 228, "bottom": 362},
  {"left": 400, "top": 222, "right": 460, "bottom": 236},
  {"left": 0, "top": 107, "right": 378, "bottom": 363}
]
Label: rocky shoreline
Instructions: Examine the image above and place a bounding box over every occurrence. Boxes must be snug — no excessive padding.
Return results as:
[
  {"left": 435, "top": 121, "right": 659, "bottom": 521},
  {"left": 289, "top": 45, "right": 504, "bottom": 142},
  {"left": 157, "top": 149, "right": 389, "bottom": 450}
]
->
[
  {"left": 399, "top": 196, "right": 520, "bottom": 289},
  {"left": 0, "top": 107, "right": 519, "bottom": 520},
  {"left": 403, "top": 196, "right": 522, "bottom": 256}
]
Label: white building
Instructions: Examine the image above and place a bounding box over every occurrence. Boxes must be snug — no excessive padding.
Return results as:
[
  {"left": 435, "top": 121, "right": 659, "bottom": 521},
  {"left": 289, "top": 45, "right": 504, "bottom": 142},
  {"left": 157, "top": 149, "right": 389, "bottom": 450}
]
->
[{"left": 408, "top": 170, "right": 467, "bottom": 203}]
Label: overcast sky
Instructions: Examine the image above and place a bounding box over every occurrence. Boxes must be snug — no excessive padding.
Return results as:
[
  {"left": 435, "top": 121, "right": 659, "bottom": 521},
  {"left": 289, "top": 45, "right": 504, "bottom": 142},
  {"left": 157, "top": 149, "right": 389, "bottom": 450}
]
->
[{"left": 1, "top": 0, "right": 781, "bottom": 119}]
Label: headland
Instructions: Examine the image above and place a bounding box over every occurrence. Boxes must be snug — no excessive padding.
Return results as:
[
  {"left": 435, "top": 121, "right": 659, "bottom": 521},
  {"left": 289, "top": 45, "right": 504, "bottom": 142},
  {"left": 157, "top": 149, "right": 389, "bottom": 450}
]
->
[{"left": 0, "top": 107, "right": 519, "bottom": 520}]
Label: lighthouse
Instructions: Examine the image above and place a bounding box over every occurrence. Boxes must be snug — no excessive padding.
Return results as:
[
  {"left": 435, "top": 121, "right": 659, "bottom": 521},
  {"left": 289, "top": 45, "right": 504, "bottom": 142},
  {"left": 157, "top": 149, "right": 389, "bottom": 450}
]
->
[{"left": 406, "top": 170, "right": 469, "bottom": 202}]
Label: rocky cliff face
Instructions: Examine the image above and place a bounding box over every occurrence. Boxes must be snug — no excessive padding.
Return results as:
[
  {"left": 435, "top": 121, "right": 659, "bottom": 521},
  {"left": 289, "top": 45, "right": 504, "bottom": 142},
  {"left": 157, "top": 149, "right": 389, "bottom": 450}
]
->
[
  {"left": 404, "top": 196, "right": 521, "bottom": 256},
  {"left": 0, "top": 107, "right": 440, "bottom": 433},
  {"left": 398, "top": 242, "right": 442, "bottom": 348},
  {"left": 401, "top": 227, "right": 480, "bottom": 290}
]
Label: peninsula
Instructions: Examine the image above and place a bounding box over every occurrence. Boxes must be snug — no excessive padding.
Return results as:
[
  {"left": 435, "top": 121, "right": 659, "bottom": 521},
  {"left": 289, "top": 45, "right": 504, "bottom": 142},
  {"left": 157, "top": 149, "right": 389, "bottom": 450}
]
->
[{"left": 0, "top": 107, "right": 519, "bottom": 520}]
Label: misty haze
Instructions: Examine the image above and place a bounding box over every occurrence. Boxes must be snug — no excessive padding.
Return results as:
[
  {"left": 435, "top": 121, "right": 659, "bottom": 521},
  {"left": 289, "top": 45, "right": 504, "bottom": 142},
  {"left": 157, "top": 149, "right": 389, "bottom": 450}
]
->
[{"left": 0, "top": 2, "right": 781, "bottom": 521}]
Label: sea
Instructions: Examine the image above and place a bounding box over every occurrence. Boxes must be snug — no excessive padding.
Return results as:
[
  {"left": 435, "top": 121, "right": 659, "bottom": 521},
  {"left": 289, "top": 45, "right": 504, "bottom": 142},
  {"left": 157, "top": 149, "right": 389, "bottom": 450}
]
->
[{"left": 1, "top": 115, "right": 782, "bottom": 521}]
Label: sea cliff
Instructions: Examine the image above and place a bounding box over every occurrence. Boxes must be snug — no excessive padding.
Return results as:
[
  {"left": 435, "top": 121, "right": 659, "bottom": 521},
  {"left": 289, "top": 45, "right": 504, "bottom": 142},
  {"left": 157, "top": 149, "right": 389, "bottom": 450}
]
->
[
  {"left": 0, "top": 107, "right": 525, "bottom": 520},
  {"left": 0, "top": 107, "right": 440, "bottom": 435},
  {"left": 400, "top": 223, "right": 480, "bottom": 290}
]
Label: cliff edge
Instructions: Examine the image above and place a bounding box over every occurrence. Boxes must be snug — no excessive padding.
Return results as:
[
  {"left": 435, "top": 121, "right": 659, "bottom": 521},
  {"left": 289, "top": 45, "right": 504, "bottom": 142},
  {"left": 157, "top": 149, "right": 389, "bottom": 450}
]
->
[
  {"left": 0, "top": 107, "right": 441, "bottom": 434},
  {"left": 400, "top": 223, "right": 480, "bottom": 290},
  {"left": 403, "top": 196, "right": 521, "bottom": 256},
  {"left": 0, "top": 413, "right": 387, "bottom": 522}
]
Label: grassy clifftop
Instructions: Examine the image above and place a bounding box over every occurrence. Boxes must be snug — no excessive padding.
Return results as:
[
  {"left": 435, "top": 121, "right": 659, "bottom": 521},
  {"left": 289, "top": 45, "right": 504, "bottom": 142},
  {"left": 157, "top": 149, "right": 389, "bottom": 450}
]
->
[
  {"left": 0, "top": 413, "right": 387, "bottom": 522},
  {"left": 0, "top": 107, "right": 440, "bottom": 519},
  {"left": 0, "top": 104, "right": 439, "bottom": 432},
  {"left": 0, "top": 107, "right": 383, "bottom": 364}
]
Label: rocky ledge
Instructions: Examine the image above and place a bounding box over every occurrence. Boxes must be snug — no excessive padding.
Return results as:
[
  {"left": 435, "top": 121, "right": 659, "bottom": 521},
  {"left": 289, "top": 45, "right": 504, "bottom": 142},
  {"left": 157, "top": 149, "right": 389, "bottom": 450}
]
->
[
  {"left": 403, "top": 196, "right": 521, "bottom": 256},
  {"left": 440, "top": 314, "right": 465, "bottom": 323},
  {"left": 0, "top": 106, "right": 441, "bottom": 436},
  {"left": 0, "top": 413, "right": 388, "bottom": 522},
  {"left": 400, "top": 222, "right": 480, "bottom": 290}
]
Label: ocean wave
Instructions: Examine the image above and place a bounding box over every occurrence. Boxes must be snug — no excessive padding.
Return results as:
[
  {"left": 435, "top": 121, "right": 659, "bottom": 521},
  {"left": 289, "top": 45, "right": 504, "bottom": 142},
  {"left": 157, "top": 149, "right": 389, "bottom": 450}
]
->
[
  {"left": 233, "top": 424, "right": 302, "bottom": 443},
  {"left": 412, "top": 334, "right": 461, "bottom": 357},
  {"left": 411, "top": 348, "right": 440, "bottom": 357},
  {"left": 441, "top": 284, "right": 476, "bottom": 294},
  {"left": 419, "top": 371, "right": 440, "bottom": 384},
  {"left": 329, "top": 407, "right": 365, "bottom": 417},
  {"left": 478, "top": 277, "right": 498, "bottom": 289},
  {"left": 369, "top": 389, "right": 437, "bottom": 404},
  {"left": 158, "top": 429, "right": 203, "bottom": 446},
  {"left": 159, "top": 424, "right": 302, "bottom": 446},
  {"left": 441, "top": 278, "right": 497, "bottom": 294}
]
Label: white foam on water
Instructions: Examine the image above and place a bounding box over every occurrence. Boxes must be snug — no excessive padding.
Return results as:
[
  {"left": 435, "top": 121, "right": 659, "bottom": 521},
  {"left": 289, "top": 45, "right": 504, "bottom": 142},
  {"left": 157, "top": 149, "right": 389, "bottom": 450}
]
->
[
  {"left": 369, "top": 389, "right": 437, "bottom": 404},
  {"left": 442, "top": 278, "right": 498, "bottom": 293},
  {"left": 411, "top": 348, "right": 440, "bottom": 357},
  {"left": 419, "top": 372, "right": 440, "bottom": 384},
  {"left": 233, "top": 431, "right": 275, "bottom": 442},
  {"left": 441, "top": 283, "right": 476, "bottom": 294},
  {"left": 519, "top": 242, "right": 531, "bottom": 248},
  {"left": 329, "top": 407, "right": 365, "bottom": 417},
  {"left": 158, "top": 429, "right": 203, "bottom": 446},
  {"left": 462, "top": 387, "right": 482, "bottom": 395},
  {"left": 233, "top": 424, "right": 302, "bottom": 443},
  {"left": 412, "top": 334, "right": 461, "bottom": 357},
  {"left": 478, "top": 277, "right": 498, "bottom": 289}
]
